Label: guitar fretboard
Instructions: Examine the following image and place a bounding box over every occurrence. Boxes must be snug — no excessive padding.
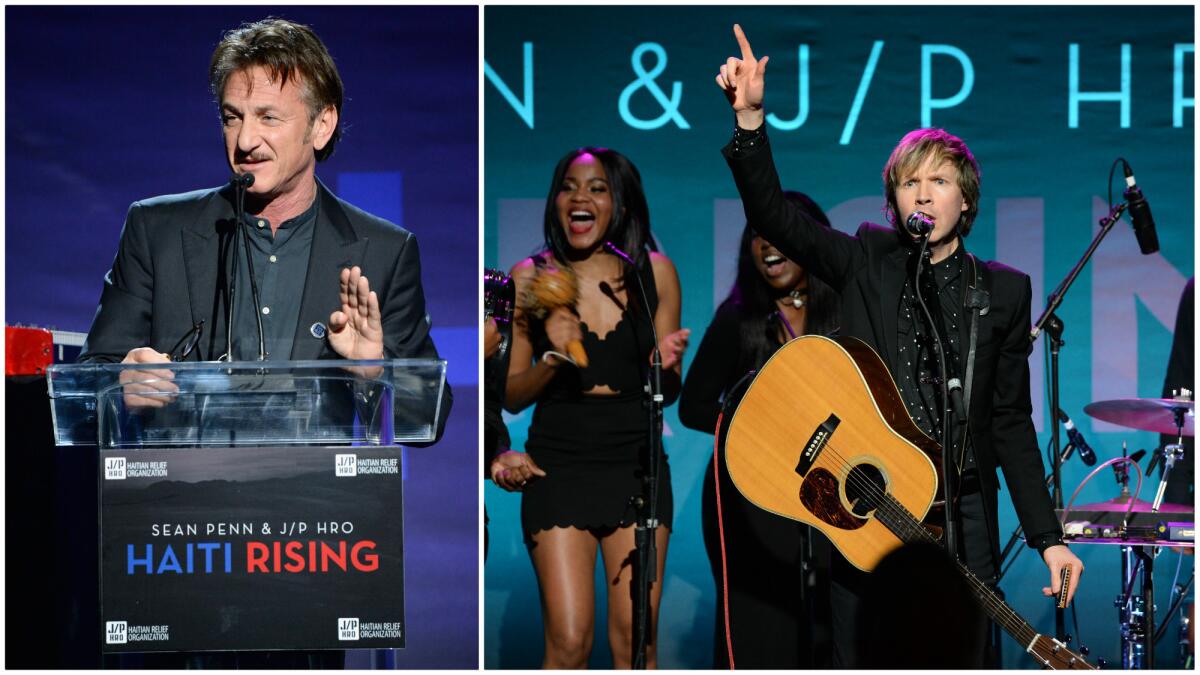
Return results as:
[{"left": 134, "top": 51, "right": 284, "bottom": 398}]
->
[{"left": 872, "top": 493, "right": 1040, "bottom": 649}]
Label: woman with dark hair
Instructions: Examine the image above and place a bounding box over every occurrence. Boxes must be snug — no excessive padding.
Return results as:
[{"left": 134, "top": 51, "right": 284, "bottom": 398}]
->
[
  {"left": 679, "top": 191, "right": 840, "bottom": 668},
  {"left": 501, "top": 147, "right": 689, "bottom": 668}
]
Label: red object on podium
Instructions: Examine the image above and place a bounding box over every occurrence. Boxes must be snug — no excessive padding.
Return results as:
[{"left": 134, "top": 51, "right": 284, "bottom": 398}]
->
[{"left": 6, "top": 325, "right": 54, "bottom": 375}]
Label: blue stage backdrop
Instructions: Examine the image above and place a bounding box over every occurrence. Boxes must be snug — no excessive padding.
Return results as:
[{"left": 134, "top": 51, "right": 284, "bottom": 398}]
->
[
  {"left": 6, "top": 6, "right": 478, "bottom": 668},
  {"left": 484, "top": 5, "right": 1194, "bottom": 669}
]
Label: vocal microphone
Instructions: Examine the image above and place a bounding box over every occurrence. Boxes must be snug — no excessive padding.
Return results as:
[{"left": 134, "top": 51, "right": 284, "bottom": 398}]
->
[
  {"left": 603, "top": 241, "right": 635, "bottom": 264},
  {"left": 230, "top": 172, "right": 255, "bottom": 188},
  {"left": 904, "top": 211, "right": 934, "bottom": 237},
  {"left": 1122, "top": 161, "right": 1159, "bottom": 255},
  {"left": 1057, "top": 408, "right": 1097, "bottom": 466}
]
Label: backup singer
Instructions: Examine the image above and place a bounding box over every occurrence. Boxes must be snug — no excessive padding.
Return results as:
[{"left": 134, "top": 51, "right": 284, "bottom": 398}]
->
[
  {"left": 503, "top": 147, "right": 689, "bottom": 668},
  {"left": 715, "top": 24, "right": 1084, "bottom": 667},
  {"left": 679, "top": 194, "right": 840, "bottom": 668}
]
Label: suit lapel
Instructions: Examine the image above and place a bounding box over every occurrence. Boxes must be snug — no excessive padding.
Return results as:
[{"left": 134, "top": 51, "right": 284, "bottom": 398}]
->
[
  {"left": 290, "top": 180, "right": 367, "bottom": 360},
  {"left": 181, "top": 188, "right": 236, "bottom": 360},
  {"left": 879, "top": 247, "right": 908, "bottom": 371}
]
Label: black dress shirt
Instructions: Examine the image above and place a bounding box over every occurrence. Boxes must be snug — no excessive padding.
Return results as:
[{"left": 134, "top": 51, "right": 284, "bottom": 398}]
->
[{"left": 230, "top": 197, "right": 317, "bottom": 361}]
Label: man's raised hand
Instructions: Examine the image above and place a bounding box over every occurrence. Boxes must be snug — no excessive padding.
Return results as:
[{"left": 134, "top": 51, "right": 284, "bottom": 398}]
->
[
  {"left": 716, "top": 24, "right": 768, "bottom": 129},
  {"left": 328, "top": 265, "right": 386, "bottom": 362}
]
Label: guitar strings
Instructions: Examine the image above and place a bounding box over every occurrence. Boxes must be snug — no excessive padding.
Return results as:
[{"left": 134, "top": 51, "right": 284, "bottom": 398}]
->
[{"left": 790, "top": 437, "right": 1047, "bottom": 650}]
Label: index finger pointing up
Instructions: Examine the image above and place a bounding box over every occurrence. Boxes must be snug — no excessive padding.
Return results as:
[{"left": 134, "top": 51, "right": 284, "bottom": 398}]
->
[{"left": 734, "top": 24, "right": 755, "bottom": 62}]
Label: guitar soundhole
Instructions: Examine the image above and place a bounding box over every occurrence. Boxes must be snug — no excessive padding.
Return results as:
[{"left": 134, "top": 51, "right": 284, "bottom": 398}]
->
[{"left": 844, "top": 463, "right": 887, "bottom": 518}]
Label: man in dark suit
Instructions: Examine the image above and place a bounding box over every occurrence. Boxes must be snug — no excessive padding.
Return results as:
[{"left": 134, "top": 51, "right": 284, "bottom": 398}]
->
[
  {"left": 77, "top": 18, "right": 450, "bottom": 668},
  {"left": 79, "top": 18, "right": 450, "bottom": 437},
  {"left": 715, "top": 25, "right": 1083, "bottom": 666}
]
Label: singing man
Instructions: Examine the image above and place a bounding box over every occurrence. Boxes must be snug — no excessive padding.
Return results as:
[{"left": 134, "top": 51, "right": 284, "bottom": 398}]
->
[{"left": 716, "top": 24, "right": 1083, "bottom": 667}]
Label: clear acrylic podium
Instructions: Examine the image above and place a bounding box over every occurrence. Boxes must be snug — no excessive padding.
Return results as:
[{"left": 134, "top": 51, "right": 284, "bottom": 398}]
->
[{"left": 47, "top": 359, "right": 446, "bottom": 654}]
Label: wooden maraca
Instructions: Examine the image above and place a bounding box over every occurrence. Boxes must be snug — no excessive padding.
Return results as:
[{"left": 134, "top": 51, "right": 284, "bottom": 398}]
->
[{"left": 521, "top": 264, "right": 589, "bottom": 367}]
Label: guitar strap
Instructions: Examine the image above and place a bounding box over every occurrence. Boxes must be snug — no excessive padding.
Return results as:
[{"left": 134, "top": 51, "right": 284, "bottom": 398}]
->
[
  {"left": 957, "top": 253, "right": 991, "bottom": 471},
  {"left": 959, "top": 253, "right": 1004, "bottom": 578}
]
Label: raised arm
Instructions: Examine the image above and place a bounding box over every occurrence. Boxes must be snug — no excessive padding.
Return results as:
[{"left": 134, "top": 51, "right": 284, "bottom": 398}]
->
[
  {"left": 716, "top": 23, "right": 865, "bottom": 291},
  {"left": 716, "top": 24, "right": 768, "bottom": 132}
]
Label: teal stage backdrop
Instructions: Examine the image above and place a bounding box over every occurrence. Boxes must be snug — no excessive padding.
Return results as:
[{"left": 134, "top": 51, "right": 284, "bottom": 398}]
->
[{"left": 484, "top": 5, "right": 1194, "bottom": 669}]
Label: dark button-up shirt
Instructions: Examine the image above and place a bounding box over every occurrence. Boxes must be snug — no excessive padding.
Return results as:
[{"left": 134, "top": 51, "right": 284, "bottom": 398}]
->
[
  {"left": 895, "top": 245, "right": 975, "bottom": 469},
  {"left": 230, "top": 197, "right": 317, "bottom": 361}
]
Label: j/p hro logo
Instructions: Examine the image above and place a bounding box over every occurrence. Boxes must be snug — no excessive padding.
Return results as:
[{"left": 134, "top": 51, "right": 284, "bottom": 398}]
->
[
  {"left": 335, "top": 454, "right": 357, "bottom": 477},
  {"left": 338, "top": 617, "right": 360, "bottom": 641},
  {"left": 106, "top": 621, "right": 128, "bottom": 644},
  {"left": 105, "top": 457, "right": 127, "bottom": 480}
]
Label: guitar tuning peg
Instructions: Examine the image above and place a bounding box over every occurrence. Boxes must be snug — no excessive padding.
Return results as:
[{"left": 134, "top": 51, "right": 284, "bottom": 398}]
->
[
  {"left": 1097, "top": 657, "right": 1107, "bottom": 668},
  {"left": 1064, "top": 633, "right": 1073, "bottom": 645},
  {"left": 1079, "top": 645, "right": 1090, "bottom": 656}
]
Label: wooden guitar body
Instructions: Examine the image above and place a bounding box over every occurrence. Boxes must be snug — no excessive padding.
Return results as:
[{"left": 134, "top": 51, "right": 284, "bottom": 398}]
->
[
  {"left": 725, "top": 334, "right": 941, "bottom": 572},
  {"left": 724, "top": 335, "right": 1097, "bottom": 670}
]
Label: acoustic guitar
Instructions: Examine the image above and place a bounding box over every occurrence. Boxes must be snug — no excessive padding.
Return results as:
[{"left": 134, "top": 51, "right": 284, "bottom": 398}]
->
[{"left": 724, "top": 334, "right": 1095, "bottom": 670}]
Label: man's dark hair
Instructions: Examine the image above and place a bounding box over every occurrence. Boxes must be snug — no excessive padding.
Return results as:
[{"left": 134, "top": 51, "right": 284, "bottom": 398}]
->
[{"left": 209, "top": 18, "right": 344, "bottom": 162}]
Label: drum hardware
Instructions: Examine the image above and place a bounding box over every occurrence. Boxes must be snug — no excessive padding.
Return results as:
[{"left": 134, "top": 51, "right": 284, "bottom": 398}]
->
[
  {"left": 1181, "top": 601, "right": 1193, "bottom": 667},
  {"left": 1058, "top": 442, "right": 1195, "bottom": 669}
]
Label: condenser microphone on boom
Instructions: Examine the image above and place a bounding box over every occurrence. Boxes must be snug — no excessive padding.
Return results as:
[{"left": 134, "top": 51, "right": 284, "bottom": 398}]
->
[{"left": 1122, "top": 161, "right": 1159, "bottom": 255}]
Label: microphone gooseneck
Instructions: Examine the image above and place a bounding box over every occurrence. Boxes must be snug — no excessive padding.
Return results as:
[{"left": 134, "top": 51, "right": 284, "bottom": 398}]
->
[{"left": 225, "top": 172, "right": 267, "bottom": 361}]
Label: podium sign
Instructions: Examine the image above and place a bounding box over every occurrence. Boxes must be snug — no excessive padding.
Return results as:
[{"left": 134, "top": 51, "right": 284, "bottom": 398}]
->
[
  {"left": 47, "top": 359, "right": 445, "bottom": 655},
  {"left": 99, "top": 446, "right": 404, "bottom": 653}
]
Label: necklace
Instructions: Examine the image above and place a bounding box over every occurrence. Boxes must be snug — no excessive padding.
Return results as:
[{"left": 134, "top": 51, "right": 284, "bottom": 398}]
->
[{"left": 787, "top": 289, "right": 807, "bottom": 309}]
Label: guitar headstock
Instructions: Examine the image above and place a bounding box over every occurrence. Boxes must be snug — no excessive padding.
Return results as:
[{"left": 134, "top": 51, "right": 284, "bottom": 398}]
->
[{"left": 1029, "top": 635, "right": 1097, "bottom": 670}]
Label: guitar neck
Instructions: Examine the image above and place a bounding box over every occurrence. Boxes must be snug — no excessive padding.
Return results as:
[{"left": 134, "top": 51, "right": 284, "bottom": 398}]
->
[{"left": 874, "top": 493, "right": 1091, "bottom": 669}]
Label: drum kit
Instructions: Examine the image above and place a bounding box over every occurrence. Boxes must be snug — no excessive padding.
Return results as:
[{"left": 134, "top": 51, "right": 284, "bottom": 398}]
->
[{"left": 1055, "top": 391, "right": 1195, "bottom": 669}]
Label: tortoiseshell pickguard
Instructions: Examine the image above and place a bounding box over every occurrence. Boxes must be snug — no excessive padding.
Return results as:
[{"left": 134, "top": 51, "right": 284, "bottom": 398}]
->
[{"left": 799, "top": 467, "right": 866, "bottom": 530}]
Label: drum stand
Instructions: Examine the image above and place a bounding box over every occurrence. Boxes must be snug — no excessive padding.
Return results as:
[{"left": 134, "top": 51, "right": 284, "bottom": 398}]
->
[{"left": 1116, "top": 406, "right": 1189, "bottom": 669}]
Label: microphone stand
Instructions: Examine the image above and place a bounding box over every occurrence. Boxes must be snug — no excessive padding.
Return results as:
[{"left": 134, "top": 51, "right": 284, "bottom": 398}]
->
[
  {"left": 223, "top": 173, "right": 267, "bottom": 362},
  {"left": 911, "top": 233, "right": 961, "bottom": 566},
  {"left": 1030, "top": 201, "right": 1128, "bottom": 641},
  {"left": 604, "top": 242, "right": 661, "bottom": 670},
  {"left": 224, "top": 177, "right": 246, "bottom": 361}
]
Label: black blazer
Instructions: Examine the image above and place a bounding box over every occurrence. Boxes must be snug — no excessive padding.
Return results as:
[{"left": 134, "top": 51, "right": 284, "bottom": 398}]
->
[
  {"left": 723, "top": 137, "right": 1060, "bottom": 548},
  {"left": 79, "top": 179, "right": 451, "bottom": 440}
]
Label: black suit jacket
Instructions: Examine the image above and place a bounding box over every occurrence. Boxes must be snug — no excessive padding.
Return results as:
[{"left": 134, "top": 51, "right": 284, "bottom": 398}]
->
[
  {"left": 80, "top": 179, "right": 451, "bottom": 440},
  {"left": 724, "top": 137, "right": 1060, "bottom": 548}
]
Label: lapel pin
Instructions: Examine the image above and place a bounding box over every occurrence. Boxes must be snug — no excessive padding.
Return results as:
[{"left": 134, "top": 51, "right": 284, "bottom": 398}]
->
[{"left": 310, "top": 322, "right": 327, "bottom": 339}]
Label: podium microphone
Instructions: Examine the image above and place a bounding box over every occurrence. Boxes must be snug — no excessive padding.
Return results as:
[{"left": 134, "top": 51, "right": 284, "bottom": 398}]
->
[
  {"left": 1122, "top": 161, "right": 1159, "bottom": 255},
  {"left": 224, "top": 171, "right": 266, "bottom": 361}
]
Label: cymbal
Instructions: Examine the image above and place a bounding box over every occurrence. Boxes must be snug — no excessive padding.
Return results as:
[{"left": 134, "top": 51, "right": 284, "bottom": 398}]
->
[
  {"left": 1069, "top": 496, "right": 1193, "bottom": 514},
  {"left": 1083, "top": 397, "right": 1194, "bottom": 436}
]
